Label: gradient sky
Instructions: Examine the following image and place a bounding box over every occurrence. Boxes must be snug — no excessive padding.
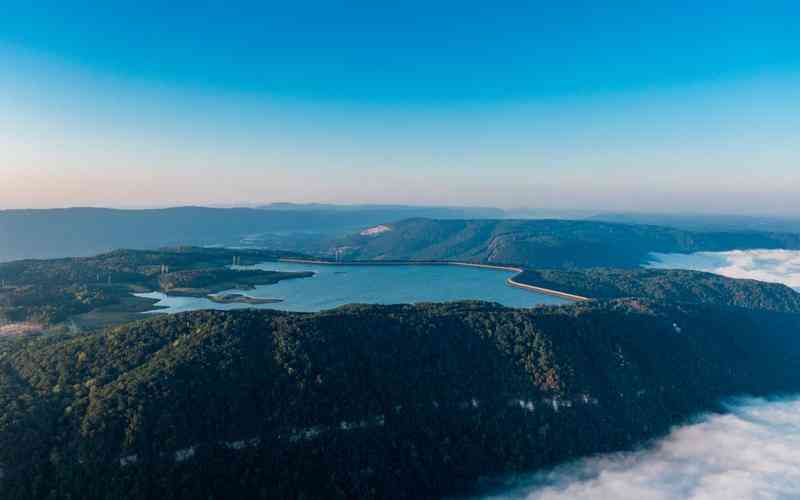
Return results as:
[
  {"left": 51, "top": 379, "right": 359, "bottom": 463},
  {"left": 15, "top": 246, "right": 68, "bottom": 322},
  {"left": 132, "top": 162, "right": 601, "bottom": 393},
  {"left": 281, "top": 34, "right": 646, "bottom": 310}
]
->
[{"left": 2, "top": 2, "right": 799, "bottom": 213}]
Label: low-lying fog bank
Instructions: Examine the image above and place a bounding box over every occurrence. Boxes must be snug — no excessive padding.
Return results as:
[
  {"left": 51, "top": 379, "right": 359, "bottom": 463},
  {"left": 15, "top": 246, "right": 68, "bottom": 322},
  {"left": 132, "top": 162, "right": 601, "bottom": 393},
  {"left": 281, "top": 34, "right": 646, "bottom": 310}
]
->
[
  {"left": 649, "top": 249, "right": 800, "bottom": 290},
  {"left": 481, "top": 396, "right": 800, "bottom": 499}
]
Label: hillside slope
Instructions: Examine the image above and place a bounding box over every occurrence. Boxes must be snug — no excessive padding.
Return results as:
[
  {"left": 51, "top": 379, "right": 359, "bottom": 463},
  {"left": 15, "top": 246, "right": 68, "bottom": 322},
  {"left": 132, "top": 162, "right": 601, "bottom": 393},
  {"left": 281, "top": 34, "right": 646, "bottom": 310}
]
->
[
  {"left": 336, "top": 218, "right": 800, "bottom": 268},
  {"left": 515, "top": 268, "right": 800, "bottom": 312},
  {"left": 0, "top": 206, "right": 503, "bottom": 262},
  {"left": 2, "top": 301, "right": 800, "bottom": 498},
  {"left": 0, "top": 247, "right": 306, "bottom": 328}
]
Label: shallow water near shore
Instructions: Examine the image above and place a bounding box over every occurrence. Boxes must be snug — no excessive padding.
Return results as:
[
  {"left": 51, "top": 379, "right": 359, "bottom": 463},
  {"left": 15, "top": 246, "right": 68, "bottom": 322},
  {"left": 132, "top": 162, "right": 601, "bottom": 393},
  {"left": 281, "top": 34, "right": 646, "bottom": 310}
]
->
[{"left": 136, "top": 261, "right": 566, "bottom": 313}]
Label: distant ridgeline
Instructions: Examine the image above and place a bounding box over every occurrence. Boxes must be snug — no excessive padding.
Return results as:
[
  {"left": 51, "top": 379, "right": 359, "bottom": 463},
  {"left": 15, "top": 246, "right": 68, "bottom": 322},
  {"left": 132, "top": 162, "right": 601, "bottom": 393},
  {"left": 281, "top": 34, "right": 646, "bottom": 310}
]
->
[
  {"left": 0, "top": 206, "right": 505, "bottom": 262},
  {"left": 2, "top": 301, "right": 800, "bottom": 499},
  {"left": 590, "top": 212, "right": 800, "bottom": 234},
  {"left": 337, "top": 218, "right": 800, "bottom": 268},
  {"left": 4, "top": 208, "right": 800, "bottom": 267}
]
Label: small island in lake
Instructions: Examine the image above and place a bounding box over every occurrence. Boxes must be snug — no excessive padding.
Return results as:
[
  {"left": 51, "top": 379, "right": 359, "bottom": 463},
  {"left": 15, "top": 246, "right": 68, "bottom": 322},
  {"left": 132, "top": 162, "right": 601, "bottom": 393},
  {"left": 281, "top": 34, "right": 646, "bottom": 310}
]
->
[
  {"left": 158, "top": 268, "right": 314, "bottom": 297},
  {"left": 208, "top": 293, "right": 283, "bottom": 305}
]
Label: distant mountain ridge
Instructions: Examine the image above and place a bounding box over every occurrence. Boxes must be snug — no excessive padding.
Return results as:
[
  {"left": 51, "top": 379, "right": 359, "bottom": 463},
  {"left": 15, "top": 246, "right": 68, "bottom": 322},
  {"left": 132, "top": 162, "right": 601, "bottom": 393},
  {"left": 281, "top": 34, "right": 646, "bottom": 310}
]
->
[
  {"left": 9, "top": 207, "right": 800, "bottom": 267},
  {"left": 336, "top": 218, "right": 800, "bottom": 268},
  {"left": 258, "top": 202, "right": 504, "bottom": 216},
  {"left": 0, "top": 206, "right": 503, "bottom": 262},
  {"left": 591, "top": 212, "right": 800, "bottom": 234}
]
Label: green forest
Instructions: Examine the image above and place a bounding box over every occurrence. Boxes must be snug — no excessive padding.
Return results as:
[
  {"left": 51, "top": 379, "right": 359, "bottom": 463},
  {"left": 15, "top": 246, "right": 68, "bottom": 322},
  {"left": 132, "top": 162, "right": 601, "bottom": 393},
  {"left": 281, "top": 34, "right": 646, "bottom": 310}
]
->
[
  {"left": 338, "top": 218, "right": 800, "bottom": 268},
  {"left": 3, "top": 245, "right": 800, "bottom": 498},
  {"left": 0, "top": 247, "right": 306, "bottom": 328},
  {"left": 514, "top": 268, "right": 800, "bottom": 312},
  {"left": 1, "top": 300, "right": 800, "bottom": 498}
]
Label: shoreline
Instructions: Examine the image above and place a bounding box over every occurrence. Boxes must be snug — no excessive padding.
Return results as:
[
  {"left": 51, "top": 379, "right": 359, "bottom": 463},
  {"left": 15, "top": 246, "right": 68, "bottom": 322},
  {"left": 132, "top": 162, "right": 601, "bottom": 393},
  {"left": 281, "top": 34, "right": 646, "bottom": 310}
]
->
[
  {"left": 208, "top": 293, "right": 283, "bottom": 305},
  {"left": 278, "top": 258, "right": 591, "bottom": 302}
]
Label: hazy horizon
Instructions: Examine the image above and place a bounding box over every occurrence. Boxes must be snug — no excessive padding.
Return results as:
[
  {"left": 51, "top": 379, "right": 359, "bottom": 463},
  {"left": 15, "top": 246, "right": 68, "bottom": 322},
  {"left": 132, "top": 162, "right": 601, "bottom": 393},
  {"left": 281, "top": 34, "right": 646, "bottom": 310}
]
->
[
  {"left": 4, "top": 203, "right": 800, "bottom": 220},
  {"left": 4, "top": 6, "right": 800, "bottom": 499},
  {"left": 3, "top": 3, "right": 799, "bottom": 213}
]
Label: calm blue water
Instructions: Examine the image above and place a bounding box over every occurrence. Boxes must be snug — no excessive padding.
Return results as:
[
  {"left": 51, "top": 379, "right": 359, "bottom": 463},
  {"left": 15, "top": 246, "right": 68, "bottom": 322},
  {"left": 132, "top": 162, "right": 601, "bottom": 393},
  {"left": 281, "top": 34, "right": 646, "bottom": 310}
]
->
[{"left": 136, "top": 261, "right": 566, "bottom": 314}]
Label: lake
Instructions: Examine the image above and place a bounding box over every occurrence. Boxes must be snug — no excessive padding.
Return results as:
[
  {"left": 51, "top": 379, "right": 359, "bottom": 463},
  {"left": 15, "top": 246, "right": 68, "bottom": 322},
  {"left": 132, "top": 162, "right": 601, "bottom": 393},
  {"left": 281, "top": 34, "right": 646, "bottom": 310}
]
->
[{"left": 137, "top": 261, "right": 566, "bottom": 314}]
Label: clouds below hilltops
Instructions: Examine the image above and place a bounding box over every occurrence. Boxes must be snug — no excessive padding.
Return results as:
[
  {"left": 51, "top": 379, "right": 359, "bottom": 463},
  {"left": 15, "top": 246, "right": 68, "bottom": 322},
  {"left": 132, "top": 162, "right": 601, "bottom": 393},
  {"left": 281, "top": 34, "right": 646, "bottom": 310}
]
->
[
  {"left": 483, "top": 396, "right": 800, "bottom": 500},
  {"left": 649, "top": 249, "right": 800, "bottom": 290}
]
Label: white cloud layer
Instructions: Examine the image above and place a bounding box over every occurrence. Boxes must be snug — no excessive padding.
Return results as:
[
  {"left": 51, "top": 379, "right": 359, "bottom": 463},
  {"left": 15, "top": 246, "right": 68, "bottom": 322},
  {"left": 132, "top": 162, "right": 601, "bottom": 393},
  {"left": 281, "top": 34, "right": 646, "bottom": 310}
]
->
[
  {"left": 483, "top": 396, "right": 800, "bottom": 500},
  {"left": 479, "top": 250, "right": 800, "bottom": 499},
  {"left": 648, "top": 249, "right": 800, "bottom": 290}
]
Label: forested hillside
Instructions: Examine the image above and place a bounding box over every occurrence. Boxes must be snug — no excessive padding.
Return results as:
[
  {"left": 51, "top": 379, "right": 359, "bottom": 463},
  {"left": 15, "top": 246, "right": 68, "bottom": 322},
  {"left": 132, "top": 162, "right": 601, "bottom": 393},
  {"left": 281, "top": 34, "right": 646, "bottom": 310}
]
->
[
  {"left": 0, "top": 247, "right": 306, "bottom": 328},
  {"left": 2, "top": 300, "right": 800, "bottom": 499},
  {"left": 5, "top": 245, "right": 800, "bottom": 331},
  {"left": 515, "top": 268, "right": 800, "bottom": 312},
  {"left": 337, "top": 218, "right": 800, "bottom": 268}
]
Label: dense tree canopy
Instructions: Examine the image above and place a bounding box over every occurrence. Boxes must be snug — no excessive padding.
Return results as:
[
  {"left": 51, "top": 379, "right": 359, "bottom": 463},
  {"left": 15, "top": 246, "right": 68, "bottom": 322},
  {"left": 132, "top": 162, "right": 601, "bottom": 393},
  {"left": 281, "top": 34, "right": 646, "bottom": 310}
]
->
[
  {"left": 1, "top": 300, "right": 799, "bottom": 498},
  {"left": 0, "top": 248, "right": 307, "bottom": 328},
  {"left": 337, "top": 218, "right": 800, "bottom": 268},
  {"left": 515, "top": 268, "right": 800, "bottom": 312}
]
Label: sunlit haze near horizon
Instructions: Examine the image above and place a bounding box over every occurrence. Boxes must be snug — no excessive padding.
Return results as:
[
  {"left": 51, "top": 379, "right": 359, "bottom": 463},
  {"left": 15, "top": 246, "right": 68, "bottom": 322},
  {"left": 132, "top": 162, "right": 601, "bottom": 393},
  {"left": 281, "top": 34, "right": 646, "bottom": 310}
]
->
[{"left": 2, "top": 2, "right": 799, "bottom": 213}]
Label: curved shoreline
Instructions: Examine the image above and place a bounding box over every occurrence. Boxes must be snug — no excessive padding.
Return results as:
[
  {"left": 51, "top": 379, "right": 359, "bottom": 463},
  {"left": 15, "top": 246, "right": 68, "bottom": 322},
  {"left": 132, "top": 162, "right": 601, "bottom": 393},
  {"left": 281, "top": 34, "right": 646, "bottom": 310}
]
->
[{"left": 278, "top": 258, "right": 591, "bottom": 302}]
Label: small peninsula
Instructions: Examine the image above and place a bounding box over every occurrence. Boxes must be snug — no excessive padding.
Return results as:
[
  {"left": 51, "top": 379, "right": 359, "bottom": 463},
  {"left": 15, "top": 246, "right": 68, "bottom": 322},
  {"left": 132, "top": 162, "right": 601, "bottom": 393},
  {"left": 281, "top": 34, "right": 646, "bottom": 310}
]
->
[{"left": 0, "top": 247, "right": 311, "bottom": 332}]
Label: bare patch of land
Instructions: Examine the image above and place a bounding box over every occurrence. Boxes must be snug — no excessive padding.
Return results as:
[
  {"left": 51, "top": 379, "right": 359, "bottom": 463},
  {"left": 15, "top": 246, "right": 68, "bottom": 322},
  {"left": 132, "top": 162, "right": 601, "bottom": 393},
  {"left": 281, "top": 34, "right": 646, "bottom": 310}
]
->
[
  {"left": 0, "top": 322, "right": 44, "bottom": 337},
  {"left": 208, "top": 294, "right": 283, "bottom": 305}
]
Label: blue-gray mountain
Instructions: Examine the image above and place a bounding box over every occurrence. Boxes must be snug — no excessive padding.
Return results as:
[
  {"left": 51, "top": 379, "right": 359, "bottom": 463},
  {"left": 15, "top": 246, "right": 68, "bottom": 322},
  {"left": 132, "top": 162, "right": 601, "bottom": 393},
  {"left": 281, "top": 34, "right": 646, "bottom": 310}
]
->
[
  {"left": 0, "top": 206, "right": 503, "bottom": 262},
  {"left": 336, "top": 218, "right": 800, "bottom": 268}
]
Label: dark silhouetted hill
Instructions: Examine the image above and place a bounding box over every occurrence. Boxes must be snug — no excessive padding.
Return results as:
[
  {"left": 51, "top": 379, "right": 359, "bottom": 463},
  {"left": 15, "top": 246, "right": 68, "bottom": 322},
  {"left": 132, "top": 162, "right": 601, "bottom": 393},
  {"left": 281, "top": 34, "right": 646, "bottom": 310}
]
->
[{"left": 2, "top": 301, "right": 800, "bottom": 498}]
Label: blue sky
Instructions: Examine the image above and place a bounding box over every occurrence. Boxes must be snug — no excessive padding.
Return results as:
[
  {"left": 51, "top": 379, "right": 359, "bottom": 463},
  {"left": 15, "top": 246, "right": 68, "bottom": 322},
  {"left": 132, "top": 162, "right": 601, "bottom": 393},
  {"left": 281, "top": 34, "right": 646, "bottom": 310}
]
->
[{"left": 2, "top": 1, "right": 799, "bottom": 212}]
